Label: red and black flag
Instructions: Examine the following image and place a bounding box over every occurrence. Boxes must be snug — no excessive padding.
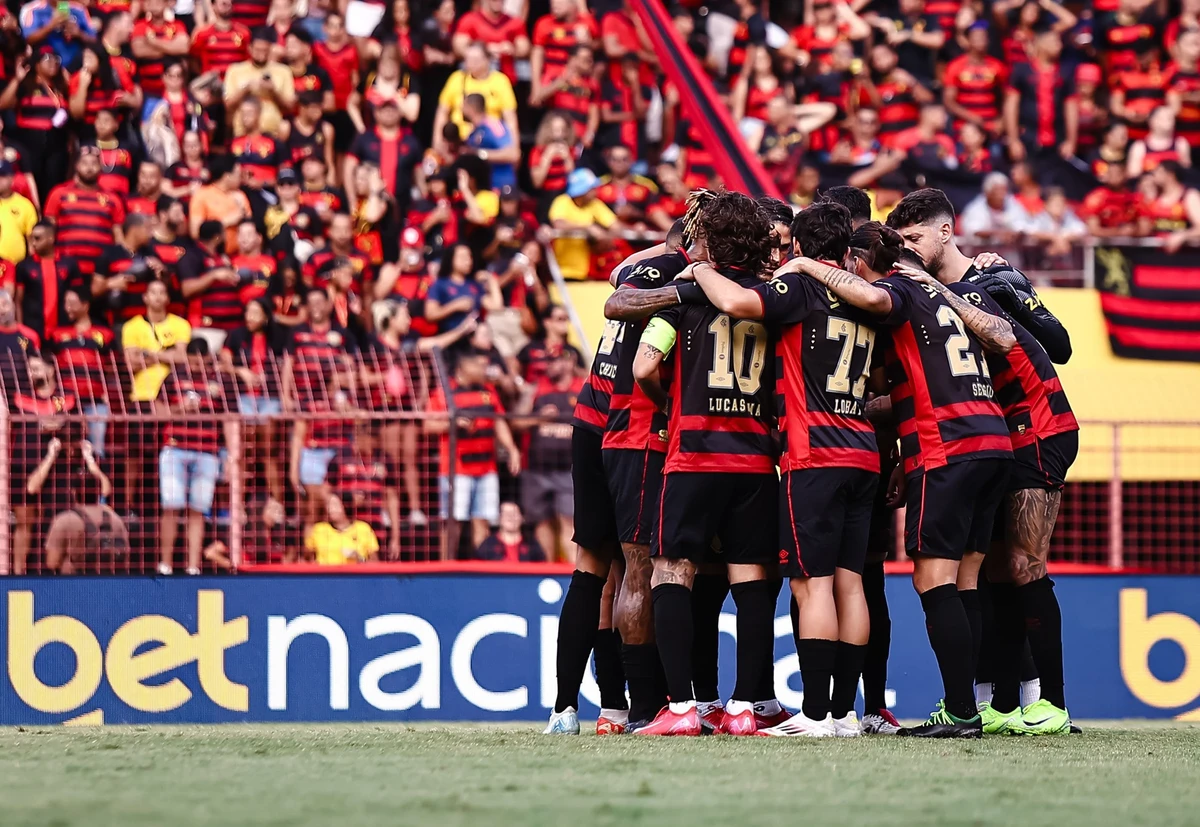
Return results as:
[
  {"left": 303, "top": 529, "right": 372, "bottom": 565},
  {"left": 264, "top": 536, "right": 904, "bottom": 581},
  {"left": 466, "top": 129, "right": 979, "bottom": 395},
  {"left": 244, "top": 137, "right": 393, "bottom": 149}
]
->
[{"left": 1097, "top": 245, "right": 1200, "bottom": 362}]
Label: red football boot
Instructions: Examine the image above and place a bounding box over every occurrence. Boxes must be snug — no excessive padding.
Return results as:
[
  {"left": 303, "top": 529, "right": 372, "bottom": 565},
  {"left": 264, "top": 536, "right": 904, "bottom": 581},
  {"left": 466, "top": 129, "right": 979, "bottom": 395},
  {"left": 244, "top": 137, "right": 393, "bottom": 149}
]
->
[
  {"left": 634, "top": 704, "right": 702, "bottom": 736},
  {"left": 716, "top": 702, "right": 758, "bottom": 736}
]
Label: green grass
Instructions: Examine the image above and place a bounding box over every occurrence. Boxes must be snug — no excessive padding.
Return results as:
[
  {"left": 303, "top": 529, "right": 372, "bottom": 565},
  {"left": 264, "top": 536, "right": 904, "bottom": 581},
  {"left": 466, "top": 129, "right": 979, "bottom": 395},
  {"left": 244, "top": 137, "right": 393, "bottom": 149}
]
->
[{"left": 1, "top": 723, "right": 1198, "bottom": 826}]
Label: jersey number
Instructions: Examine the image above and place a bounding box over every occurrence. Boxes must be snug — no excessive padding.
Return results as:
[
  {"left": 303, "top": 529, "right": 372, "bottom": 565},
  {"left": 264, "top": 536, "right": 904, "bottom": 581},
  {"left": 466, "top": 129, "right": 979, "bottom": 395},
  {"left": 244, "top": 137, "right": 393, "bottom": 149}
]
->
[
  {"left": 825, "top": 318, "right": 876, "bottom": 400},
  {"left": 597, "top": 319, "right": 625, "bottom": 356},
  {"left": 936, "top": 305, "right": 990, "bottom": 378},
  {"left": 708, "top": 317, "right": 767, "bottom": 394}
]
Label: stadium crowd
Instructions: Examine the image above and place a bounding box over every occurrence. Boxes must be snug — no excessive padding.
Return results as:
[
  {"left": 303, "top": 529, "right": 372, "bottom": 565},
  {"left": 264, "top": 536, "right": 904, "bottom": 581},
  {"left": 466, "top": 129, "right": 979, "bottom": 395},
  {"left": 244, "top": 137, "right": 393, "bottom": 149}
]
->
[{"left": 0, "top": 0, "right": 1196, "bottom": 575}]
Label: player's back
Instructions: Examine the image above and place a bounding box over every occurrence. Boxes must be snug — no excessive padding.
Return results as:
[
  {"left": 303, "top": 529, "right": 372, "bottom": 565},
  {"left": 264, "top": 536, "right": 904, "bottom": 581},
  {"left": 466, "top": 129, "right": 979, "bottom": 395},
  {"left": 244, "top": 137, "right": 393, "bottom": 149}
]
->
[
  {"left": 759, "top": 271, "right": 880, "bottom": 473},
  {"left": 876, "top": 273, "right": 1011, "bottom": 475},
  {"left": 656, "top": 270, "right": 776, "bottom": 474}
]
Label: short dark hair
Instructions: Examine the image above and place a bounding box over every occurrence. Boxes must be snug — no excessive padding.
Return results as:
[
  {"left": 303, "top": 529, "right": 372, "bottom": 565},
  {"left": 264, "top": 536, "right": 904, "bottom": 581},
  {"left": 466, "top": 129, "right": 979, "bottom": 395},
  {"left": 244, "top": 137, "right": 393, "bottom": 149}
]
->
[
  {"left": 848, "top": 221, "right": 905, "bottom": 274},
  {"left": 820, "top": 186, "right": 872, "bottom": 223},
  {"left": 886, "top": 188, "right": 956, "bottom": 230},
  {"left": 791, "top": 201, "right": 852, "bottom": 262},
  {"left": 156, "top": 195, "right": 181, "bottom": 215},
  {"left": 696, "top": 191, "right": 773, "bottom": 274},
  {"left": 756, "top": 196, "right": 794, "bottom": 227},
  {"left": 464, "top": 93, "right": 486, "bottom": 112},
  {"left": 123, "top": 213, "right": 151, "bottom": 233},
  {"left": 897, "top": 248, "right": 927, "bottom": 270},
  {"left": 32, "top": 218, "right": 55, "bottom": 236},
  {"left": 207, "top": 155, "right": 236, "bottom": 181},
  {"left": 186, "top": 338, "right": 210, "bottom": 357},
  {"left": 666, "top": 218, "right": 688, "bottom": 250},
  {"left": 1160, "top": 159, "right": 1185, "bottom": 181},
  {"left": 198, "top": 220, "right": 224, "bottom": 243}
]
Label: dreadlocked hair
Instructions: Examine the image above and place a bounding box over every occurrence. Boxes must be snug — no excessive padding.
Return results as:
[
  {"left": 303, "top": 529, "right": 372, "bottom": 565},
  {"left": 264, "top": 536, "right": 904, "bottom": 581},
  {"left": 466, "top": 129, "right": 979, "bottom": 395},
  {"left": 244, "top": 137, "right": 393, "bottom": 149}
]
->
[
  {"left": 695, "top": 191, "right": 773, "bottom": 275},
  {"left": 682, "top": 188, "right": 714, "bottom": 246}
]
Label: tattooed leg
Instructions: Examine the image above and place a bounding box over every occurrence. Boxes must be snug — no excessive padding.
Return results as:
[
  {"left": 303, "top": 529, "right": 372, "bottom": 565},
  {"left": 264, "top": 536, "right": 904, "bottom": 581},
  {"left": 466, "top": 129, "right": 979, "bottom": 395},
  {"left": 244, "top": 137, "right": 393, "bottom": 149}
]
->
[
  {"left": 651, "top": 556, "right": 696, "bottom": 589},
  {"left": 1005, "top": 488, "right": 1062, "bottom": 586},
  {"left": 616, "top": 543, "right": 654, "bottom": 644}
]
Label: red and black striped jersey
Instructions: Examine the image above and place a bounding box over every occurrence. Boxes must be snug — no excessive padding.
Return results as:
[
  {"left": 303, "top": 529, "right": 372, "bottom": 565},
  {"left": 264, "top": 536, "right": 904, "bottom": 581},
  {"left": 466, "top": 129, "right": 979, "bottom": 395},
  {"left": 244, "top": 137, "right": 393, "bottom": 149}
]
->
[
  {"left": 299, "top": 185, "right": 347, "bottom": 216},
  {"left": 178, "top": 245, "right": 241, "bottom": 331},
  {"left": 870, "top": 76, "right": 921, "bottom": 148},
  {"left": 231, "top": 252, "right": 276, "bottom": 304},
  {"left": 160, "top": 371, "right": 225, "bottom": 454},
  {"left": 328, "top": 450, "right": 396, "bottom": 532},
  {"left": 287, "top": 322, "right": 355, "bottom": 405},
  {"left": 15, "top": 82, "right": 67, "bottom": 133},
  {"left": 949, "top": 277, "right": 1077, "bottom": 449},
  {"left": 943, "top": 55, "right": 1007, "bottom": 126},
  {"left": 874, "top": 274, "right": 1012, "bottom": 475},
  {"left": 15, "top": 254, "right": 81, "bottom": 341},
  {"left": 230, "top": 133, "right": 285, "bottom": 187},
  {"left": 677, "top": 120, "right": 716, "bottom": 190},
  {"left": 87, "top": 140, "right": 136, "bottom": 198},
  {"left": 46, "top": 322, "right": 115, "bottom": 402},
  {"left": 1096, "top": 13, "right": 1158, "bottom": 76},
  {"left": 286, "top": 121, "right": 329, "bottom": 166},
  {"left": 528, "top": 144, "right": 571, "bottom": 194},
  {"left": 43, "top": 184, "right": 124, "bottom": 276},
  {"left": 753, "top": 270, "right": 880, "bottom": 473},
  {"left": 190, "top": 22, "right": 252, "bottom": 77},
  {"left": 653, "top": 268, "right": 777, "bottom": 474},
  {"left": 790, "top": 23, "right": 848, "bottom": 69},
  {"left": 95, "top": 243, "right": 160, "bottom": 324},
  {"left": 304, "top": 248, "right": 373, "bottom": 290},
  {"left": 428, "top": 381, "right": 506, "bottom": 477},
  {"left": 547, "top": 75, "right": 598, "bottom": 139},
  {"left": 602, "top": 252, "right": 689, "bottom": 452},
  {"left": 230, "top": 0, "right": 269, "bottom": 28},
  {"left": 132, "top": 17, "right": 188, "bottom": 99},
  {"left": 68, "top": 63, "right": 137, "bottom": 127},
  {"left": 1113, "top": 64, "right": 1169, "bottom": 139},
  {"left": 1169, "top": 66, "right": 1200, "bottom": 144},
  {"left": 531, "top": 13, "right": 598, "bottom": 84},
  {"left": 725, "top": 14, "right": 766, "bottom": 78}
]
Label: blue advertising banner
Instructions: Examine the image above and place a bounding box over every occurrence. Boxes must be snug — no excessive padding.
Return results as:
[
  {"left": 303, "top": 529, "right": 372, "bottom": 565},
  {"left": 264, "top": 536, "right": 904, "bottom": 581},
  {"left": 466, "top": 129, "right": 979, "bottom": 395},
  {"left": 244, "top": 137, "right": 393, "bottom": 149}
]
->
[{"left": 2, "top": 575, "right": 1199, "bottom": 724}]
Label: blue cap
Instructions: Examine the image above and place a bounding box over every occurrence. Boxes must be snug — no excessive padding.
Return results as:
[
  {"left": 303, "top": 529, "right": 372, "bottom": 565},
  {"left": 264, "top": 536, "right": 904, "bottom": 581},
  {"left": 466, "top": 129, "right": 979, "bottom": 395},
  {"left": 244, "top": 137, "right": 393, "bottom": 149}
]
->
[
  {"left": 566, "top": 168, "right": 599, "bottom": 198},
  {"left": 967, "top": 20, "right": 989, "bottom": 33}
]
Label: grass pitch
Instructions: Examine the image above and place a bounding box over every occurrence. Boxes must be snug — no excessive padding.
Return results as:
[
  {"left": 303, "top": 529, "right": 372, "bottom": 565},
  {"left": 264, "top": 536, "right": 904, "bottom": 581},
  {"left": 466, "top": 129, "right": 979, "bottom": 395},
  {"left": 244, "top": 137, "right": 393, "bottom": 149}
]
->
[{"left": 1, "top": 723, "right": 1197, "bottom": 826}]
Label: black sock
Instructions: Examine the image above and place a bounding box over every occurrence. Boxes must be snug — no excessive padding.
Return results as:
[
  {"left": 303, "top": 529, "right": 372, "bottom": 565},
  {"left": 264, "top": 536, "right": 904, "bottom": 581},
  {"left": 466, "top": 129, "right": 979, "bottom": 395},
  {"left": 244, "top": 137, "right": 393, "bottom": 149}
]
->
[
  {"left": 862, "top": 561, "right": 891, "bottom": 712},
  {"left": 990, "top": 582, "right": 1024, "bottom": 711},
  {"left": 554, "top": 570, "right": 604, "bottom": 712},
  {"left": 1020, "top": 639, "right": 1039, "bottom": 682},
  {"left": 832, "top": 642, "right": 868, "bottom": 718},
  {"left": 919, "top": 584, "right": 977, "bottom": 721},
  {"left": 796, "top": 638, "right": 837, "bottom": 720},
  {"left": 653, "top": 583, "right": 695, "bottom": 703},
  {"left": 756, "top": 578, "right": 784, "bottom": 700},
  {"left": 1019, "top": 577, "right": 1066, "bottom": 708},
  {"left": 959, "top": 588, "right": 982, "bottom": 683},
  {"left": 690, "top": 573, "right": 728, "bottom": 703},
  {"left": 975, "top": 575, "right": 995, "bottom": 688},
  {"left": 622, "top": 643, "right": 664, "bottom": 722},
  {"left": 730, "top": 580, "right": 774, "bottom": 703},
  {"left": 593, "top": 629, "right": 627, "bottom": 711},
  {"left": 789, "top": 595, "right": 801, "bottom": 653}
]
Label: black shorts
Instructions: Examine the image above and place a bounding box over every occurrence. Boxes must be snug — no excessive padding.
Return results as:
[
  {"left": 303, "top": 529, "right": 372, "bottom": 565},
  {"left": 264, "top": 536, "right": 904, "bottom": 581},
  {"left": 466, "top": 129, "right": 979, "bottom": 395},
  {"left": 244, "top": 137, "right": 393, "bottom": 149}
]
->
[
  {"left": 570, "top": 427, "right": 618, "bottom": 551},
  {"left": 780, "top": 467, "right": 878, "bottom": 577},
  {"left": 1009, "top": 431, "right": 1079, "bottom": 492},
  {"left": 867, "top": 461, "right": 898, "bottom": 563},
  {"left": 654, "top": 472, "right": 778, "bottom": 565},
  {"left": 904, "top": 458, "right": 1011, "bottom": 560},
  {"left": 602, "top": 447, "right": 664, "bottom": 546}
]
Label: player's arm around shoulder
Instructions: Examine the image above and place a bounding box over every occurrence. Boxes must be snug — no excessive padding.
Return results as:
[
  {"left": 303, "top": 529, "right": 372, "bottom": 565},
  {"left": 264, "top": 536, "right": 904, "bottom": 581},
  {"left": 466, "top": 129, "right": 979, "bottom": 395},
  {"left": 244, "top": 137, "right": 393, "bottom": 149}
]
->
[
  {"left": 691, "top": 261, "right": 766, "bottom": 320},
  {"left": 793, "top": 256, "right": 894, "bottom": 317},
  {"left": 632, "top": 314, "right": 676, "bottom": 413}
]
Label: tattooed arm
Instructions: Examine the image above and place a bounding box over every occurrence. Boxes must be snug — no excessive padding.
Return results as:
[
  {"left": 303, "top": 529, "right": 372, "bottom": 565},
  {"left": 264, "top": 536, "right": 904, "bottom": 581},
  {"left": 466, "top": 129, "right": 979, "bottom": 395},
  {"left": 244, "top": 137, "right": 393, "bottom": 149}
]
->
[
  {"left": 605, "top": 284, "right": 686, "bottom": 322},
  {"left": 633, "top": 316, "right": 677, "bottom": 413},
  {"left": 792, "top": 257, "right": 894, "bottom": 316},
  {"left": 907, "top": 272, "right": 1016, "bottom": 354}
]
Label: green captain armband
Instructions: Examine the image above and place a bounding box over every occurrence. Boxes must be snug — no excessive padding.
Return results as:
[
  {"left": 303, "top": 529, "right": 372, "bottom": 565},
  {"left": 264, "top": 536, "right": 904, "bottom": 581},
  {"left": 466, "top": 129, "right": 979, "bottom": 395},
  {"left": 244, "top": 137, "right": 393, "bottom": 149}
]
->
[{"left": 640, "top": 317, "right": 677, "bottom": 356}]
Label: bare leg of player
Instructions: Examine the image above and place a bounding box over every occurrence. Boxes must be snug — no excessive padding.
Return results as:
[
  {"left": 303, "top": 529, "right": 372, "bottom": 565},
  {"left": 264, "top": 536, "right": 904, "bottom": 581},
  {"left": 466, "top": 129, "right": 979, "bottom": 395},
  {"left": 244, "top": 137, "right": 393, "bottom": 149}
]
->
[
  {"left": 1006, "top": 488, "right": 1071, "bottom": 734},
  {"left": 594, "top": 561, "right": 629, "bottom": 734},
  {"left": 616, "top": 542, "right": 663, "bottom": 729}
]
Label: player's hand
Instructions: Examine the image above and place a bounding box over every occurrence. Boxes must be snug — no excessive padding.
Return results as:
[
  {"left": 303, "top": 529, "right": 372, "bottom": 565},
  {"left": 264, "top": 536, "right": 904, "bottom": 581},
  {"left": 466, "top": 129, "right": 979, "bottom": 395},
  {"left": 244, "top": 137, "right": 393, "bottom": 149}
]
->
[
  {"left": 884, "top": 464, "right": 905, "bottom": 508},
  {"left": 966, "top": 271, "right": 1022, "bottom": 311},
  {"left": 971, "top": 252, "right": 1008, "bottom": 270},
  {"left": 900, "top": 268, "right": 939, "bottom": 288}
]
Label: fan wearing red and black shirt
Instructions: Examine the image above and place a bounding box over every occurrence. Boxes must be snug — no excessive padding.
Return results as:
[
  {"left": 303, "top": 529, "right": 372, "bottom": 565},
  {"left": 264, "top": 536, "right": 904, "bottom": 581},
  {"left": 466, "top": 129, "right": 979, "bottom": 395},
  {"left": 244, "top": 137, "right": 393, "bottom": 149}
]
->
[
  {"left": 943, "top": 23, "right": 1007, "bottom": 133},
  {"left": 304, "top": 213, "right": 374, "bottom": 292},
  {"left": 131, "top": 0, "right": 189, "bottom": 100},
  {"left": 516, "top": 305, "right": 584, "bottom": 386},
  {"left": 1081, "top": 159, "right": 1143, "bottom": 237},
  {"left": 598, "top": 55, "right": 653, "bottom": 164},
  {"left": 45, "top": 284, "right": 115, "bottom": 454},
  {"left": 230, "top": 97, "right": 286, "bottom": 189},
  {"left": 799, "top": 190, "right": 1015, "bottom": 737},
  {"left": 344, "top": 99, "right": 422, "bottom": 210},
  {"left": 231, "top": 219, "right": 276, "bottom": 305},
  {"left": 531, "top": 45, "right": 600, "bottom": 145},
  {"left": 1110, "top": 46, "right": 1170, "bottom": 142},
  {"left": 93, "top": 214, "right": 163, "bottom": 327},
  {"left": 16, "top": 220, "right": 84, "bottom": 341},
  {"left": 595, "top": 146, "right": 657, "bottom": 226},
  {"left": 126, "top": 161, "right": 165, "bottom": 217},
  {"left": 1168, "top": 29, "right": 1200, "bottom": 147},
  {"left": 862, "top": 43, "right": 933, "bottom": 150},
  {"left": 284, "top": 26, "right": 335, "bottom": 112},
  {"left": 190, "top": 0, "right": 252, "bottom": 79},
  {"left": 1094, "top": 0, "right": 1160, "bottom": 77},
  {"left": 631, "top": 192, "right": 780, "bottom": 737},
  {"left": 1003, "top": 29, "right": 1078, "bottom": 165},
  {"left": 689, "top": 202, "right": 879, "bottom": 736},
  {"left": 475, "top": 502, "right": 547, "bottom": 562},
  {"left": 43, "top": 149, "right": 126, "bottom": 278},
  {"left": 83, "top": 109, "right": 137, "bottom": 198},
  {"left": 452, "top": 0, "right": 530, "bottom": 86},
  {"left": 327, "top": 443, "right": 401, "bottom": 560},
  {"left": 531, "top": 0, "right": 598, "bottom": 101},
  {"left": 179, "top": 220, "right": 243, "bottom": 336}
]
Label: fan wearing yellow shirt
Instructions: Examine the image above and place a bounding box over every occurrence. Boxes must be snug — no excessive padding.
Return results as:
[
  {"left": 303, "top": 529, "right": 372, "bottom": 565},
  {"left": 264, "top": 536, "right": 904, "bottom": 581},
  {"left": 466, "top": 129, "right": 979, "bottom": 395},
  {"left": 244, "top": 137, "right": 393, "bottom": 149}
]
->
[
  {"left": 432, "top": 43, "right": 519, "bottom": 153},
  {"left": 306, "top": 492, "right": 381, "bottom": 566},
  {"left": 548, "top": 168, "right": 623, "bottom": 281},
  {"left": 0, "top": 160, "right": 37, "bottom": 263}
]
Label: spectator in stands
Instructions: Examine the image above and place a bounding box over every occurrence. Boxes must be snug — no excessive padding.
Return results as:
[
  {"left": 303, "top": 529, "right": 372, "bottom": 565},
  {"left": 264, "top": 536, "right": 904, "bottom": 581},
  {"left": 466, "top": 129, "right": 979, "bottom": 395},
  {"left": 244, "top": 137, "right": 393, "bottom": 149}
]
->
[
  {"left": 1110, "top": 46, "right": 1168, "bottom": 143},
  {"left": 957, "top": 121, "right": 999, "bottom": 174},
  {"left": 943, "top": 21, "right": 1006, "bottom": 135},
  {"left": 44, "top": 149, "right": 126, "bottom": 280},
  {"left": 530, "top": 111, "right": 579, "bottom": 215},
  {"left": 43, "top": 442, "right": 125, "bottom": 574},
  {"left": 474, "top": 501, "right": 545, "bottom": 563},
  {"left": 221, "top": 297, "right": 286, "bottom": 502},
  {"left": 1142, "top": 161, "right": 1200, "bottom": 252},
  {"left": 1169, "top": 29, "right": 1200, "bottom": 147},
  {"left": 132, "top": 0, "right": 190, "bottom": 100},
  {"left": 1026, "top": 187, "right": 1088, "bottom": 266},
  {"left": 224, "top": 26, "right": 296, "bottom": 137},
  {"left": 596, "top": 145, "right": 656, "bottom": 227},
  {"left": 893, "top": 104, "right": 957, "bottom": 169},
  {"left": 1004, "top": 28, "right": 1077, "bottom": 166},
  {"left": 425, "top": 242, "right": 502, "bottom": 333},
  {"left": 16, "top": 220, "right": 83, "bottom": 341},
  {"left": 191, "top": 157, "right": 252, "bottom": 251},
  {"left": 1011, "top": 162, "right": 1045, "bottom": 216},
  {"left": 531, "top": 45, "right": 600, "bottom": 149},
  {"left": 1082, "top": 162, "right": 1143, "bottom": 238},
  {"left": 517, "top": 305, "right": 583, "bottom": 386},
  {"left": 1, "top": 46, "right": 73, "bottom": 200},
  {"left": 46, "top": 284, "right": 114, "bottom": 454},
  {"left": 1128, "top": 107, "right": 1191, "bottom": 179},
  {"left": 327, "top": 431, "right": 400, "bottom": 559},
  {"left": 306, "top": 491, "right": 380, "bottom": 565},
  {"left": 344, "top": 98, "right": 423, "bottom": 211},
  {"left": 128, "top": 162, "right": 166, "bottom": 217},
  {"left": 348, "top": 41, "right": 416, "bottom": 134},
  {"left": 865, "top": 0, "right": 945, "bottom": 87},
  {"left": 463, "top": 93, "right": 520, "bottom": 193},
  {"left": 190, "top": 0, "right": 252, "bottom": 79},
  {"left": 647, "top": 163, "right": 690, "bottom": 230},
  {"left": 530, "top": 0, "right": 598, "bottom": 106},
  {"left": 549, "top": 168, "right": 621, "bottom": 281},
  {"left": 0, "top": 160, "right": 36, "bottom": 264},
  {"left": 95, "top": 213, "right": 161, "bottom": 328},
  {"left": 959, "top": 172, "right": 1033, "bottom": 242},
  {"left": 180, "top": 220, "right": 242, "bottom": 350},
  {"left": 121, "top": 277, "right": 191, "bottom": 519},
  {"left": 157, "top": 338, "right": 233, "bottom": 576},
  {"left": 1074, "top": 64, "right": 1109, "bottom": 155},
  {"left": 516, "top": 348, "right": 580, "bottom": 562},
  {"left": 433, "top": 42, "right": 518, "bottom": 153},
  {"left": 788, "top": 163, "right": 821, "bottom": 208},
  {"left": 599, "top": 54, "right": 653, "bottom": 168},
  {"left": 426, "top": 347, "right": 521, "bottom": 559},
  {"left": 20, "top": 0, "right": 96, "bottom": 72},
  {"left": 470, "top": 318, "right": 519, "bottom": 406},
  {"left": 452, "top": 0, "right": 529, "bottom": 85}
]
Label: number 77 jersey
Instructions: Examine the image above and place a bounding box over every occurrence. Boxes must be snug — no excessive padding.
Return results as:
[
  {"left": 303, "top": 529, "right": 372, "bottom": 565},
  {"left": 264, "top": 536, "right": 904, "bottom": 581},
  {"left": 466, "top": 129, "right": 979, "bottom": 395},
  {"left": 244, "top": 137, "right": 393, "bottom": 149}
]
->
[
  {"left": 874, "top": 274, "right": 1013, "bottom": 476},
  {"left": 648, "top": 269, "right": 777, "bottom": 474},
  {"left": 752, "top": 270, "right": 881, "bottom": 473}
]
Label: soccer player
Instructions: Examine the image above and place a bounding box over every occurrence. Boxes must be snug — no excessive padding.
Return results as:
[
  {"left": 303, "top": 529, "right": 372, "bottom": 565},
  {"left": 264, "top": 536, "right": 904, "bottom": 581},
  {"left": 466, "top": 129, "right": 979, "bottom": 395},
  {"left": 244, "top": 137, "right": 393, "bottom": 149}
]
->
[
  {"left": 546, "top": 220, "right": 705, "bottom": 736},
  {"left": 631, "top": 192, "right": 780, "bottom": 737},
  {"left": 688, "top": 201, "right": 880, "bottom": 738},
  {"left": 791, "top": 210, "right": 1015, "bottom": 738},
  {"left": 892, "top": 188, "right": 1079, "bottom": 734},
  {"left": 757, "top": 196, "right": 795, "bottom": 268},
  {"left": 820, "top": 185, "right": 873, "bottom": 230}
]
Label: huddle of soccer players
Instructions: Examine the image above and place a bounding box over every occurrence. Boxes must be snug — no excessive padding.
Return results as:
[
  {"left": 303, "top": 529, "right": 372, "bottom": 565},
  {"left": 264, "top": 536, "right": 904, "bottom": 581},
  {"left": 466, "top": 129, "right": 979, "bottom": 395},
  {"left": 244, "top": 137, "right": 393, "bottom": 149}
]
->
[{"left": 548, "top": 183, "right": 1078, "bottom": 739}]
